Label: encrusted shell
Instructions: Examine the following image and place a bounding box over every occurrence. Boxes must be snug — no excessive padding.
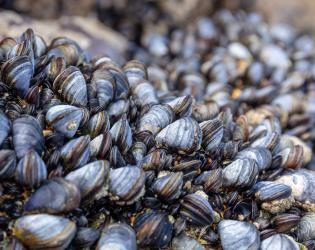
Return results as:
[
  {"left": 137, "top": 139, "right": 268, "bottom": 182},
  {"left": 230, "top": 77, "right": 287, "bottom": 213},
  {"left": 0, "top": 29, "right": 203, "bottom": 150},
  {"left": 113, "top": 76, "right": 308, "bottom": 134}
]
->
[
  {"left": 156, "top": 117, "right": 202, "bottom": 154},
  {"left": 218, "top": 220, "right": 260, "bottom": 250}
]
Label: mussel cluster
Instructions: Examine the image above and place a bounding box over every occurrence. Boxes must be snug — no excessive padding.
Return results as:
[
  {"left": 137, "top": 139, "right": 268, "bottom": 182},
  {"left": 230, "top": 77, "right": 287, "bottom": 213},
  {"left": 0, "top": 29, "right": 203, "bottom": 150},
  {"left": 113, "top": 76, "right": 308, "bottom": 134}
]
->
[{"left": 0, "top": 9, "right": 315, "bottom": 250}]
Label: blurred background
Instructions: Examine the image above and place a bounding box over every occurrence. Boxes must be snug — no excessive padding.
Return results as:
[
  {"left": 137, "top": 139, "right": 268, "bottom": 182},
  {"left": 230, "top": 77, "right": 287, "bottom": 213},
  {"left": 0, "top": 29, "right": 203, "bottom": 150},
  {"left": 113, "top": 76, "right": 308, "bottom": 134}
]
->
[{"left": 0, "top": 0, "right": 314, "bottom": 62}]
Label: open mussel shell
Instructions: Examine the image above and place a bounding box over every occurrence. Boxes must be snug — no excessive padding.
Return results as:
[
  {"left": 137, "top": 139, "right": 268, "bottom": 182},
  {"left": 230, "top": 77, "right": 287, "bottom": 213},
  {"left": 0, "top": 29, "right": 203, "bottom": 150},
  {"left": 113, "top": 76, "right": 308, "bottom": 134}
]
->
[
  {"left": 53, "top": 66, "right": 87, "bottom": 106},
  {"left": 271, "top": 213, "right": 300, "bottom": 233},
  {"left": 200, "top": 118, "right": 223, "bottom": 151},
  {"left": 180, "top": 192, "right": 214, "bottom": 226},
  {"left": 164, "top": 95, "right": 193, "bottom": 118},
  {"left": 222, "top": 158, "right": 259, "bottom": 189},
  {"left": 235, "top": 147, "right": 272, "bottom": 172},
  {"left": 171, "top": 233, "right": 205, "bottom": 250},
  {"left": 0, "top": 112, "right": 10, "bottom": 147},
  {"left": 13, "top": 115, "right": 44, "bottom": 159},
  {"left": 109, "top": 166, "right": 145, "bottom": 205},
  {"left": 13, "top": 214, "right": 77, "bottom": 249},
  {"left": 60, "top": 135, "right": 90, "bottom": 171},
  {"left": 90, "top": 132, "right": 112, "bottom": 159},
  {"left": 15, "top": 149, "right": 47, "bottom": 188},
  {"left": 138, "top": 104, "right": 174, "bottom": 135},
  {"left": 218, "top": 220, "right": 260, "bottom": 250},
  {"left": 91, "top": 69, "right": 115, "bottom": 108},
  {"left": 132, "top": 80, "right": 159, "bottom": 107},
  {"left": 109, "top": 116, "right": 132, "bottom": 155},
  {"left": 134, "top": 210, "right": 173, "bottom": 248},
  {"left": 275, "top": 169, "right": 315, "bottom": 211},
  {"left": 96, "top": 223, "right": 137, "bottom": 250},
  {"left": 1, "top": 55, "right": 33, "bottom": 97},
  {"left": 74, "top": 227, "right": 100, "bottom": 249},
  {"left": 260, "top": 234, "right": 299, "bottom": 250},
  {"left": 24, "top": 178, "right": 81, "bottom": 214},
  {"left": 0, "top": 149, "right": 17, "bottom": 179},
  {"left": 85, "top": 111, "right": 110, "bottom": 139},
  {"left": 156, "top": 117, "right": 202, "bottom": 154},
  {"left": 46, "top": 105, "right": 85, "bottom": 138},
  {"left": 297, "top": 212, "right": 315, "bottom": 241},
  {"left": 66, "top": 160, "right": 109, "bottom": 199},
  {"left": 152, "top": 171, "right": 183, "bottom": 202}
]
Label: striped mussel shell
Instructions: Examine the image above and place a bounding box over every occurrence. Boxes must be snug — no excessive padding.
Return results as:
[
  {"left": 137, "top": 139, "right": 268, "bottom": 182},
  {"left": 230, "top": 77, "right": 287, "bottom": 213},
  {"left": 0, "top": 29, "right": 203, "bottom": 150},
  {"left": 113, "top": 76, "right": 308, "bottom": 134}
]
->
[
  {"left": 109, "top": 166, "right": 145, "bottom": 205},
  {"left": 94, "top": 59, "right": 129, "bottom": 100},
  {"left": 132, "top": 80, "right": 159, "bottom": 107},
  {"left": 48, "top": 37, "right": 84, "bottom": 65},
  {"left": 164, "top": 95, "right": 193, "bottom": 118},
  {"left": 123, "top": 60, "right": 148, "bottom": 87},
  {"left": 138, "top": 104, "right": 174, "bottom": 135},
  {"left": 192, "top": 101, "right": 219, "bottom": 122},
  {"left": 74, "top": 227, "right": 100, "bottom": 249},
  {"left": 140, "top": 148, "right": 171, "bottom": 171},
  {"left": 13, "top": 115, "right": 44, "bottom": 159},
  {"left": 66, "top": 160, "right": 110, "bottom": 199},
  {"left": 233, "top": 115, "right": 249, "bottom": 142},
  {"left": 218, "top": 220, "right": 260, "bottom": 250},
  {"left": 200, "top": 118, "right": 223, "bottom": 151},
  {"left": 110, "top": 115, "right": 132, "bottom": 155},
  {"left": 180, "top": 192, "right": 214, "bottom": 226},
  {"left": 260, "top": 234, "right": 300, "bottom": 250},
  {"left": 250, "top": 131, "right": 280, "bottom": 152},
  {"left": 13, "top": 214, "right": 77, "bottom": 249},
  {"left": 15, "top": 149, "right": 47, "bottom": 188},
  {"left": 24, "top": 178, "right": 81, "bottom": 214},
  {"left": 272, "top": 93, "right": 304, "bottom": 115},
  {"left": 235, "top": 147, "right": 272, "bottom": 172},
  {"left": 130, "top": 141, "right": 147, "bottom": 164},
  {"left": 222, "top": 158, "right": 259, "bottom": 189},
  {"left": 46, "top": 104, "right": 86, "bottom": 138},
  {"left": 107, "top": 99, "right": 130, "bottom": 122},
  {"left": 276, "top": 145, "right": 304, "bottom": 169},
  {"left": 90, "top": 69, "right": 115, "bottom": 108},
  {"left": 203, "top": 168, "right": 223, "bottom": 193},
  {"left": 85, "top": 111, "right": 110, "bottom": 139},
  {"left": 0, "top": 111, "right": 10, "bottom": 147},
  {"left": 6, "top": 237, "right": 25, "bottom": 250},
  {"left": 275, "top": 169, "right": 315, "bottom": 211},
  {"left": 171, "top": 159, "right": 202, "bottom": 181},
  {"left": 156, "top": 117, "right": 202, "bottom": 154},
  {"left": 271, "top": 213, "right": 300, "bottom": 233},
  {"left": 0, "top": 37, "right": 17, "bottom": 61},
  {"left": 1, "top": 55, "right": 33, "bottom": 97},
  {"left": 96, "top": 223, "right": 137, "bottom": 250},
  {"left": 134, "top": 210, "right": 173, "bottom": 248},
  {"left": 217, "top": 141, "right": 239, "bottom": 160},
  {"left": 0, "top": 149, "right": 17, "bottom": 179},
  {"left": 60, "top": 135, "right": 91, "bottom": 171},
  {"left": 297, "top": 212, "right": 315, "bottom": 241},
  {"left": 109, "top": 145, "right": 126, "bottom": 168},
  {"left": 171, "top": 233, "right": 205, "bottom": 250},
  {"left": 90, "top": 132, "right": 112, "bottom": 159},
  {"left": 53, "top": 66, "right": 87, "bottom": 106},
  {"left": 45, "top": 56, "right": 66, "bottom": 82},
  {"left": 152, "top": 171, "right": 183, "bottom": 202}
]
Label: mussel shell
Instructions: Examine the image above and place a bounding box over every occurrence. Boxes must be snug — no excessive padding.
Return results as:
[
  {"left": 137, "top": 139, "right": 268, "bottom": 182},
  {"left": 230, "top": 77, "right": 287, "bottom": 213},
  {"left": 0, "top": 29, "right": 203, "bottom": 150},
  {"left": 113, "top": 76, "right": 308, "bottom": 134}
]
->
[
  {"left": 260, "top": 234, "right": 299, "bottom": 250},
  {"left": 252, "top": 181, "right": 292, "bottom": 202},
  {"left": 45, "top": 56, "right": 66, "bottom": 83},
  {"left": 180, "top": 192, "right": 214, "bottom": 226},
  {"left": 96, "top": 223, "right": 137, "bottom": 250},
  {"left": 132, "top": 81, "right": 159, "bottom": 107},
  {"left": 134, "top": 210, "right": 173, "bottom": 248},
  {"left": 90, "top": 132, "right": 112, "bottom": 159},
  {"left": 0, "top": 111, "right": 10, "bottom": 147},
  {"left": 156, "top": 117, "right": 202, "bottom": 154},
  {"left": 123, "top": 60, "right": 148, "bottom": 86},
  {"left": 203, "top": 168, "right": 223, "bottom": 193},
  {"left": 297, "top": 213, "right": 315, "bottom": 241},
  {"left": 152, "top": 172, "right": 183, "bottom": 202},
  {"left": 110, "top": 116, "right": 132, "bottom": 155},
  {"left": 192, "top": 101, "right": 219, "bottom": 122},
  {"left": 74, "top": 227, "right": 100, "bottom": 248},
  {"left": 200, "top": 118, "right": 223, "bottom": 151},
  {"left": 109, "top": 166, "right": 145, "bottom": 205},
  {"left": 171, "top": 233, "right": 205, "bottom": 250},
  {"left": 60, "top": 135, "right": 91, "bottom": 171},
  {"left": 0, "top": 149, "right": 17, "bottom": 179},
  {"left": 24, "top": 178, "right": 81, "bottom": 214},
  {"left": 15, "top": 149, "right": 47, "bottom": 188},
  {"left": 272, "top": 213, "right": 300, "bottom": 233},
  {"left": 235, "top": 147, "right": 272, "bottom": 172},
  {"left": 1, "top": 55, "right": 33, "bottom": 97},
  {"left": 138, "top": 104, "right": 174, "bottom": 135},
  {"left": 53, "top": 66, "right": 87, "bottom": 106},
  {"left": 109, "top": 145, "right": 126, "bottom": 168},
  {"left": 107, "top": 99, "right": 130, "bottom": 122},
  {"left": 218, "top": 220, "right": 260, "bottom": 250},
  {"left": 48, "top": 39, "right": 83, "bottom": 65},
  {"left": 85, "top": 111, "right": 110, "bottom": 139},
  {"left": 46, "top": 105, "right": 84, "bottom": 138},
  {"left": 222, "top": 158, "right": 259, "bottom": 189},
  {"left": 13, "top": 115, "right": 44, "bottom": 159},
  {"left": 7, "top": 237, "right": 26, "bottom": 250},
  {"left": 140, "top": 148, "right": 171, "bottom": 171},
  {"left": 13, "top": 214, "right": 76, "bottom": 249},
  {"left": 165, "top": 95, "right": 193, "bottom": 118},
  {"left": 66, "top": 160, "right": 109, "bottom": 199},
  {"left": 277, "top": 145, "right": 303, "bottom": 169}
]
